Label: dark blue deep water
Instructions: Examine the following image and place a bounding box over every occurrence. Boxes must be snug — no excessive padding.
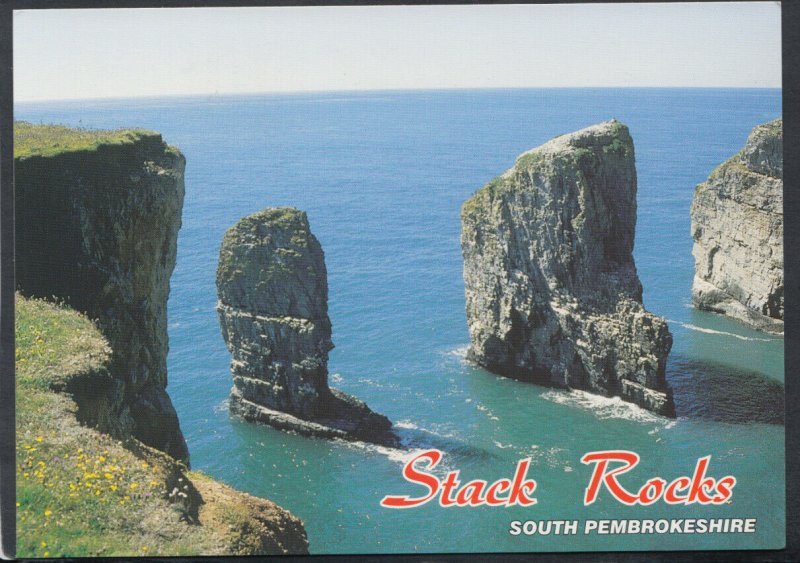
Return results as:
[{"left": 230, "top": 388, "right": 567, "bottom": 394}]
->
[{"left": 17, "top": 89, "right": 784, "bottom": 553}]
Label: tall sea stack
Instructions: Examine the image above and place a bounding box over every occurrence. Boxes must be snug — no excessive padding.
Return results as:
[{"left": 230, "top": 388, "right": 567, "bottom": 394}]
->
[
  {"left": 691, "top": 118, "right": 783, "bottom": 333},
  {"left": 15, "top": 124, "right": 189, "bottom": 461},
  {"left": 460, "top": 121, "right": 674, "bottom": 416},
  {"left": 216, "top": 207, "right": 397, "bottom": 445}
]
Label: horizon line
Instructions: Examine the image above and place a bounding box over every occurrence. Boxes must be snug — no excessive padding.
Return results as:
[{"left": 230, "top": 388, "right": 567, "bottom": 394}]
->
[{"left": 14, "top": 85, "right": 783, "bottom": 105}]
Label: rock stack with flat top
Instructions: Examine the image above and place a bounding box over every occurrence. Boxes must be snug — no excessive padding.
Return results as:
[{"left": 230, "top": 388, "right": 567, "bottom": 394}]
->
[
  {"left": 216, "top": 207, "right": 397, "bottom": 445},
  {"left": 460, "top": 120, "right": 674, "bottom": 415}
]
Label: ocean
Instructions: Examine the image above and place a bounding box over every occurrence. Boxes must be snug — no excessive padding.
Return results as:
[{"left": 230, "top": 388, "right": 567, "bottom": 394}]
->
[{"left": 16, "top": 88, "right": 784, "bottom": 553}]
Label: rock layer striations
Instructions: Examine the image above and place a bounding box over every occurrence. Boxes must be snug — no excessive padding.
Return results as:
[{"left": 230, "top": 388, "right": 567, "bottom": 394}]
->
[
  {"left": 460, "top": 121, "right": 674, "bottom": 415},
  {"left": 690, "top": 118, "right": 783, "bottom": 333},
  {"left": 15, "top": 124, "right": 189, "bottom": 461},
  {"left": 217, "top": 208, "right": 396, "bottom": 445}
]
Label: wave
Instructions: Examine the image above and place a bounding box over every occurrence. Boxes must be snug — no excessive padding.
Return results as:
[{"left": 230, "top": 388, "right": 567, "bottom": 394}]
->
[
  {"left": 668, "top": 319, "right": 774, "bottom": 342},
  {"left": 392, "top": 420, "right": 498, "bottom": 463},
  {"left": 475, "top": 403, "right": 500, "bottom": 422},
  {"left": 541, "top": 389, "right": 672, "bottom": 426},
  {"left": 394, "top": 420, "right": 420, "bottom": 431},
  {"left": 523, "top": 445, "right": 574, "bottom": 470},
  {"left": 332, "top": 438, "right": 436, "bottom": 468},
  {"left": 445, "top": 345, "right": 470, "bottom": 359}
]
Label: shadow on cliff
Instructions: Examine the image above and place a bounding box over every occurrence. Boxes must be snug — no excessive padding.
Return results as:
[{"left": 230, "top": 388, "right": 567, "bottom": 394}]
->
[{"left": 666, "top": 357, "right": 784, "bottom": 425}]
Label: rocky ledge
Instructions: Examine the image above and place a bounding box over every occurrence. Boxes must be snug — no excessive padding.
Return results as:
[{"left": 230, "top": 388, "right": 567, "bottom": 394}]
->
[
  {"left": 691, "top": 118, "right": 783, "bottom": 334},
  {"left": 216, "top": 208, "right": 398, "bottom": 445},
  {"left": 460, "top": 120, "right": 674, "bottom": 416}
]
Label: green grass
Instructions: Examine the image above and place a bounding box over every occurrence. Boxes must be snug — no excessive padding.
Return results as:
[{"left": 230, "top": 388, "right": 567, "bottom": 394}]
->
[
  {"left": 217, "top": 207, "right": 315, "bottom": 287},
  {"left": 15, "top": 295, "right": 111, "bottom": 392},
  {"left": 461, "top": 121, "right": 632, "bottom": 222},
  {"left": 461, "top": 175, "right": 509, "bottom": 221},
  {"left": 602, "top": 137, "right": 628, "bottom": 156},
  {"left": 14, "top": 295, "right": 235, "bottom": 557},
  {"left": 707, "top": 150, "right": 748, "bottom": 181},
  {"left": 244, "top": 207, "right": 306, "bottom": 231},
  {"left": 14, "top": 122, "right": 160, "bottom": 159}
]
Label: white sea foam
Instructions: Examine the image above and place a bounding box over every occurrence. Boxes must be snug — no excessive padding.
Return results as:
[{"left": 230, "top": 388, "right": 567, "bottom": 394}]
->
[
  {"left": 394, "top": 420, "right": 420, "bottom": 430},
  {"left": 212, "top": 399, "right": 230, "bottom": 414},
  {"left": 541, "top": 388, "right": 672, "bottom": 426},
  {"left": 493, "top": 441, "right": 513, "bottom": 449},
  {"left": 668, "top": 319, "right": 774, "bottom": 342},
  {"left": 332, "top": 439, "right": 454, "bottom": 473},
  {"left": 524, "top": 445, "right": 567, "bottom": 469},
  {"left": 445, "top": 345, "right": 470, "bottom": 359},
  {"left": 330, "top": 373, "right": 343, "bottom": 384},
  {"left": 356, "top": 377, "right": 401, "bottom": 390},
  {"left": 394, "top": 420, "right": 460, "bottom": 441}
]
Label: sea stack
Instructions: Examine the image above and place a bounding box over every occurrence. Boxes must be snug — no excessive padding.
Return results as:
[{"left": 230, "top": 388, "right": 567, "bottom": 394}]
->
[
  {"left": 216, "top": 207, "right": 397, "bottom": 445},
  {"left": 690, "top": 118, "right": 783, "bottom": 333},
  {"left": 460, "top": 120, "right": 674, "bottom": 416}
]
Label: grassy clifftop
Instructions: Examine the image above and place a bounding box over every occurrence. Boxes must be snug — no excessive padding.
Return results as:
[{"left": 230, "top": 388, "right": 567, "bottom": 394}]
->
[
  {"left": 13, "top": 122, "right": 167, "bottom": 159},
  {"left": 16, "top": 295, "right": 309, "bottom": 558}
]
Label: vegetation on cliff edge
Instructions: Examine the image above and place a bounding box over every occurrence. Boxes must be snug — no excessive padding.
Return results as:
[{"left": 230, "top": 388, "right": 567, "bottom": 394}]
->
[
  {"left": 14, "top": 122, "right": 164, "bottom": 159},
  {"left": 15, "top": 294, "right": 308, "bottom": 557}
]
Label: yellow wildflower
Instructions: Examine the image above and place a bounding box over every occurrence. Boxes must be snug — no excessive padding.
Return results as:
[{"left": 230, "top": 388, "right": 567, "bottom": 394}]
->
[
  {"left": 35, "top": 436, "right": 43, "bottom": 443},
  {"left": 43, "top": 509, "right": 52, "bottom": 517}
]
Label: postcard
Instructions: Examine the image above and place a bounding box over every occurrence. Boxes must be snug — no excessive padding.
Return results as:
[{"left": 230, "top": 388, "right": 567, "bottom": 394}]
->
[{"left": 9, "top": 2, "right": 785, "bottom": 558}]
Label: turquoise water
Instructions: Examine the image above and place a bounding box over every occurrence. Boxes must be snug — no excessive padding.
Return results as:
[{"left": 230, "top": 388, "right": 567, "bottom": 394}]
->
[{"left": 17, "top": 89, "right": 784, "bottom": 553}]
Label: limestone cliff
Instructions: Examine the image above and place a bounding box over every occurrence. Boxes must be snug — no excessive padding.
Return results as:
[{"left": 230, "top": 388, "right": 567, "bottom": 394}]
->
[
  {"left": 15, "top": 123, "right": 188, "bottom": 461},
  {"left": 460, "top": 121, "right": 674, "bottom": 415},
  {"left": 217, "top": 207, "right": 397, "bottom": 445},
  {"left": 691, "top": 118, "right": 783, "bottom": 333}
]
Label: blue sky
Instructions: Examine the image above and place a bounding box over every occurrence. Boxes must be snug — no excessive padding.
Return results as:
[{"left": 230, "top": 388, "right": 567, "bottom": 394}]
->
[{"left": 14, "top": 3, "right": 781, "bottom": 101}]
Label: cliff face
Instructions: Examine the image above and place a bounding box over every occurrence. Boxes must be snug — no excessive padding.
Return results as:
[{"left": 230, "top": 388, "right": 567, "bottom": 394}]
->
[
  {"left": 217, "top": 208, "right": 397, "bottom": 445},
  {"left": 691, "top": 118, "right": 783, "bottom": 333},
  {"left": 461, "top": 121, "right": 674, "bottom": 415},
  {"left": 15, "top": 124, "right": 189, "bottom": 461}
]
